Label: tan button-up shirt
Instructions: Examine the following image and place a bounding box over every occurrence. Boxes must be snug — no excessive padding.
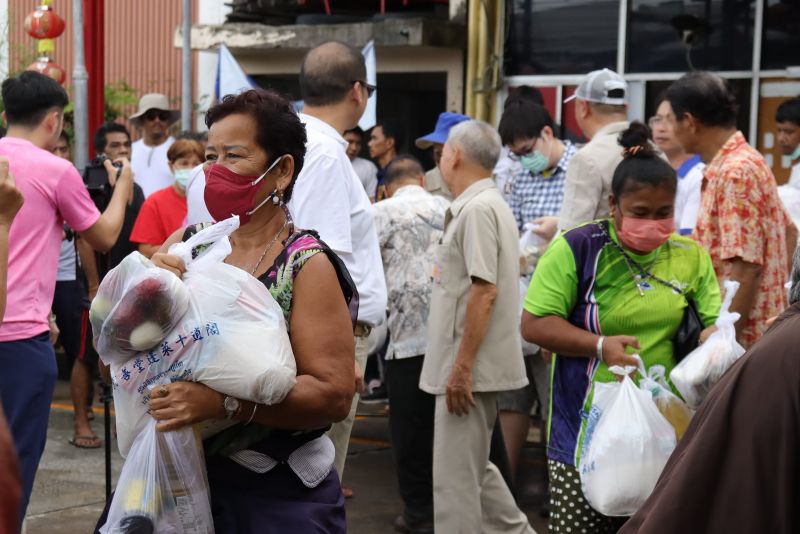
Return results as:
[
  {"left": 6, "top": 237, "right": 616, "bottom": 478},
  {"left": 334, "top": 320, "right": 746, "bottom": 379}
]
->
[
  {"left": 420, "top": 178, "right": 528, "bottom": 395},
  {"left": 558, "top": 121, "right": 629, "bottom": 230}
]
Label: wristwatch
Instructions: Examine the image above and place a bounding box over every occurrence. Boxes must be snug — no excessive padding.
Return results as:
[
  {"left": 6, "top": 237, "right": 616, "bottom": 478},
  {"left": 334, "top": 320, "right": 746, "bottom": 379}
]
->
[{"left": 223, "top": 396, "right": 240, "bottom": 420}]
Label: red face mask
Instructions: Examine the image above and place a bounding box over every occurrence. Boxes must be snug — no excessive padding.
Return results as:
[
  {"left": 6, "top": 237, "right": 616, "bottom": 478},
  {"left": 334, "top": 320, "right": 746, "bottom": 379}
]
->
[
  {"left": 618, "top": 216, "right": 674, "bottom": 252},
  {"left": 203, "top": 156, "right": 283, "bottom": 224}
]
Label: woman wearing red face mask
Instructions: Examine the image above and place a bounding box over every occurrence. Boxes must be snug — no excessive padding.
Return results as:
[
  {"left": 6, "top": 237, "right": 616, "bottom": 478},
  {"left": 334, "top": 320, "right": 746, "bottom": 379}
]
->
[
  {"left": 519, "top": 122, "right": 722, "bottom": 534},
  {"left": 94, "top": 90, "right": 356, "bottom": 533}
]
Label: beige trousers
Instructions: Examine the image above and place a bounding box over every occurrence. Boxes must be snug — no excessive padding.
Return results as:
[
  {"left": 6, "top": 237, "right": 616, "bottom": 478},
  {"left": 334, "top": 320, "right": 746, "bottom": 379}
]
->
[
  {"left": 327, "top": 333, "right": 369, "bottom": 480},
  {"left": 433, "top": 392, "right": 536, "bottom": 534}
]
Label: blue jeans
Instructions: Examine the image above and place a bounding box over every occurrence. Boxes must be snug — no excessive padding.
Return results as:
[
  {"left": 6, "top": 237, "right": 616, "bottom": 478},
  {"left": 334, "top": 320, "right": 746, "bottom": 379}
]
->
[{"left": 0, "top": 332, "right": 58, "bottom": 529}]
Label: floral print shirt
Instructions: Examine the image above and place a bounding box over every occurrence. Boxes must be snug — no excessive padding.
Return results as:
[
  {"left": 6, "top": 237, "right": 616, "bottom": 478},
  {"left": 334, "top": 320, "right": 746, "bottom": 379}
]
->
[{"left": 693, "top": 131, "right": 791, "bottom": 347}]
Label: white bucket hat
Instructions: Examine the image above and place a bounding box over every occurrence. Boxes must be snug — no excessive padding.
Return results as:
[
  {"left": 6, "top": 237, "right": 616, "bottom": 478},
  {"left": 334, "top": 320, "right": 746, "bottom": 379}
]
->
[{"left": 129, "top": 93, "right": 180, "bottom": 127}]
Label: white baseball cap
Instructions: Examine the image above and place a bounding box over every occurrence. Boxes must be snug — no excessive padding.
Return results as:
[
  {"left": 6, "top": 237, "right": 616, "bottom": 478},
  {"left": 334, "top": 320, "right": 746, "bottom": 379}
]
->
[{"left": 564, "top": 68, "right": 628, "bottom": 106}]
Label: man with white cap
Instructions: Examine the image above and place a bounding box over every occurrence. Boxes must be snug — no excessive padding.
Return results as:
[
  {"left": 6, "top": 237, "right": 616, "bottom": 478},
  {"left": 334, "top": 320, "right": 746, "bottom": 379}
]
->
[
  {"left": 415, "top": 112, "right": 471, "bottom": 201},
  {"left": 129, "top": 93, "right": 180, "bottom": 198},
  {"left": 558, "top": 68, "right": 629, "bottom": 232}
]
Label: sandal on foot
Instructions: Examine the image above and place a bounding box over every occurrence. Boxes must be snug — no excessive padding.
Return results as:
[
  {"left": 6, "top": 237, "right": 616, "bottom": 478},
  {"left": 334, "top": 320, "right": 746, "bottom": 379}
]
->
[{"left": 69, "top": 434, "right": 102, "bottom": 449}]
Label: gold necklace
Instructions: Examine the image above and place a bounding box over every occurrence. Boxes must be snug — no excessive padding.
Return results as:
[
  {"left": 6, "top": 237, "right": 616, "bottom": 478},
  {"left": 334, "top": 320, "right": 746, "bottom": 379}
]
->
[{"left": 240, "top": 217, "right": 288, "bottom": 276}]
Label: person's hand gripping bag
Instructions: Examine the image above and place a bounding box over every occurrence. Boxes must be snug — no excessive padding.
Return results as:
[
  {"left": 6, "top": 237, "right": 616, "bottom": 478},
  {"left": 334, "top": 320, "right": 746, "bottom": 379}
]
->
[
  {"left": 90, "top": 252, "right": 190, "bottom": 365},
  {"left": 579, "top": 362, "right": 677, "bottom": 516},
  {"left": 639, "top": 364, "right": 693, "bottom": 441},
  {"left": 100, "top": 417, "right": 214, "bottom": 534},
  {"left": 109, "top": 217, "right": 296, "bottom": 456},
  {"left": 670, "top": 280, "right": 746, "bottom": 409}
]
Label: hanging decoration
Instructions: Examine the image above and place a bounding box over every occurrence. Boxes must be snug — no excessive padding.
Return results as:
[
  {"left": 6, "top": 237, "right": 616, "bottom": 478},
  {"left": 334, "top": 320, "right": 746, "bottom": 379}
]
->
[{"left": 24, "top": 1, "right": 67, "bottom": 85}]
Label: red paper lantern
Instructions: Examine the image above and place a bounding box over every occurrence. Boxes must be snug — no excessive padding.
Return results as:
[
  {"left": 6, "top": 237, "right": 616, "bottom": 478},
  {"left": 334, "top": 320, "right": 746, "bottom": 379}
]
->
[
  {"left": 24, "top": 6, "right": 65, "bottom": 40},
  {"left": 27, "top": 56, "right": 66, "bottom": 85}
]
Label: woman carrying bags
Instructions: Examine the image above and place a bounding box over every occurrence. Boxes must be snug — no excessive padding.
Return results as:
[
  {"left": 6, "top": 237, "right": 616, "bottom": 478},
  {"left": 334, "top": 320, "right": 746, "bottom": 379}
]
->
[{"left": 521, "top": 122, "right": 721, "bottom": 534}]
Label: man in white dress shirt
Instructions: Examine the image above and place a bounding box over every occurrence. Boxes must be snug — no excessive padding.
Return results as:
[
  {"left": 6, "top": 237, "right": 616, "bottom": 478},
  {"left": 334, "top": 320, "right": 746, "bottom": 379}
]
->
[
  {"left": 129, "top": 93, "right": 179, "bottom": 198},
  {"left": 290, "top": 41, "right": 388, "bottom": 484}
]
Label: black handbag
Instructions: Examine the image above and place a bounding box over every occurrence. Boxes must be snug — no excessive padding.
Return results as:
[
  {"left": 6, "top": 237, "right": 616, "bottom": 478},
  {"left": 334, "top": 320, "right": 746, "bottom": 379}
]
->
[{"left": 672, "top": 295, "right": 703, "bottom": 362}]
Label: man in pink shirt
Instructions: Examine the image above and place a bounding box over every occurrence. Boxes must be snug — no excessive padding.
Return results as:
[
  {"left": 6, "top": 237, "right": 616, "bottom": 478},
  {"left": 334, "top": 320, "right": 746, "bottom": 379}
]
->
[{"left": 0, "top": 71, "right": 133, "bottom": 526}]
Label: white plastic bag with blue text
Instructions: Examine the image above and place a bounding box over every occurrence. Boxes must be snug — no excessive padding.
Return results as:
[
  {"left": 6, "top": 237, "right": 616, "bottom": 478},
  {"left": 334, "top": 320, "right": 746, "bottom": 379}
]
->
[
  {"left": 97, "top": 217, "right": 296, "bottom": 456},
  {"left": 579, "top": 363, "right": 677, "bottom": 516}
]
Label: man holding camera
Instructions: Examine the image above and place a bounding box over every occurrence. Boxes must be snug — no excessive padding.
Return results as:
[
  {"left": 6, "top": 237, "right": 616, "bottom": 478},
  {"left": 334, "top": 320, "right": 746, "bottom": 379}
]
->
[
  {"left": 0, "top": 71, "right": 132, "bottom": 526},
  {"left": 129, "top": 93, "right": 179, "bottom": 198}
]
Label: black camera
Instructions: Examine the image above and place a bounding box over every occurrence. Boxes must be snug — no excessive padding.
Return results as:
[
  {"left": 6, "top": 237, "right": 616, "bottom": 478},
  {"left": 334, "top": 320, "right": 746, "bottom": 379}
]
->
[{"left": 84, "top": 155, "right": 122, "bottom": 211}]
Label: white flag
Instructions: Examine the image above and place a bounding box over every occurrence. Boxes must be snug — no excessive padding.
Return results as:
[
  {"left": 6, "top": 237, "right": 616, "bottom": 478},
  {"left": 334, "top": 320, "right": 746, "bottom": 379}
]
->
[
  {"left": 358, "top": 40, "right": 377, "bottom": 131},
  {"left": 216, "top": 44, "right": 256, "bottom": 100}
]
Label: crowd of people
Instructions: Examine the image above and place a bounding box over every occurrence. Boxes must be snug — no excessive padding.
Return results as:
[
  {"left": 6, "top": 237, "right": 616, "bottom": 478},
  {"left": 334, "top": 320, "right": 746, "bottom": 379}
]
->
[{"left": 0, "top": 37, "right": 799, "bottom": 534}]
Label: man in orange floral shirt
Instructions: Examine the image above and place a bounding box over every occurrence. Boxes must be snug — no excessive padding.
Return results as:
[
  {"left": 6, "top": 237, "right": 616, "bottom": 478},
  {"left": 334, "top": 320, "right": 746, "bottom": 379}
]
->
[{"left": 664, "top": 71, "right": 797, "bottom": 348}]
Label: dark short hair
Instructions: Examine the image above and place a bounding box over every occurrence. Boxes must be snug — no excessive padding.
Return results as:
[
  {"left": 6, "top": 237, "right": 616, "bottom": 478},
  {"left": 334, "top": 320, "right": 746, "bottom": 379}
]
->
[
  {"left": 776, "top": 97, "right": 800, "bottom": 126},
  {"left": 58, "top": 129, "right": 70, "bottom": 144},
  {"left": 374, "top": 118, "right": 405, "bottom": 149},
  {"left": 384, "top": 154, "right": 424, "bottom": 187},
  {"left": 176, "top": 130, "right": 208, "bottom": 143},
  {"left": 299, "top": 41, "right": 366, "bottom": 107},
  {"left": 504, "top": 85, "right": 545, "bottom": 109},
  {"left": 344, "top": 126, "right": 364, "bottom": 139},
  {"left": 93, "top": 122, "right": 131, "bottom": 155},
  {"left": 665, "top": 71, "right": 738, "bottom": 128},
  {"left": 498, "top": 101, "right": 554, "bottom": 145},
  {"left": 205, "top": 89, "right": 307, "bottom": 203},
  {"left": 1, "top": 71, "right": 69, "bottom": 128},
  {"left": 611, "top": 122, "right": 676, "bottom": 198}
]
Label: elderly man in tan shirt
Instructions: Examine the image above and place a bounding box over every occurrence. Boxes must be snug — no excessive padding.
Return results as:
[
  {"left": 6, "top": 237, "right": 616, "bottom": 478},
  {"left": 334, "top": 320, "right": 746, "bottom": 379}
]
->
[{"left": 420, "top": 120, "right": 535, "bottom": 534}]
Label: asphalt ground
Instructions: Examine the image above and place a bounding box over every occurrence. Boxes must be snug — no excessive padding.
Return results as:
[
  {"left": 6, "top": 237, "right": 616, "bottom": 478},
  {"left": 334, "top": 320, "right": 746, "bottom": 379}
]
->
[{"left": 23, "top": 380, "right": 550, "bottom": 533}]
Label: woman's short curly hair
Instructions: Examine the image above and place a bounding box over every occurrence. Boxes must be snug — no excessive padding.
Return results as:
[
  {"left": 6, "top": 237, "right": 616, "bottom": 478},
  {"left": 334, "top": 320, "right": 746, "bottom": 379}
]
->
[{"left": 205, "top": 89, "right": 307, "bottom": 202}]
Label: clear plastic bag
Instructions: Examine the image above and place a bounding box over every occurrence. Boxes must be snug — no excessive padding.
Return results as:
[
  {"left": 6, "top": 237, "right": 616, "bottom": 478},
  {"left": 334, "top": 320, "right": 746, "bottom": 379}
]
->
[
  {"left": 519, "top": 222, "right": 547, "bottom": 277},
  {"left": 100, "top": 417, "right": 214, "bottom": 534},
  {"left": 639, "top": 365, "right": 693, "bottom": 441},
  {"left": 670, "top": 280, "right": 746, "bottom": 409},
  {"left": 90, "top": 252, "right": 190, "bottom": 365},
  {"left": 579, "top": 362, "right": 677, "bottom": 517},
  {"left": 98, "top": 217, "right": 296, "bottom": 456}
]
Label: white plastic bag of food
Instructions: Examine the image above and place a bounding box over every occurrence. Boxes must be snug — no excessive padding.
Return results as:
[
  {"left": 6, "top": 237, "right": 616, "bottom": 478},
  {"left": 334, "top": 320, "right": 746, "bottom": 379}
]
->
[
  {"left": 670, "top": 280, "right": 745, "bottom": 409},
  {"left": 639, "top": 365, "right": 693, "bottom": 441},
  {"left": 90, "top": 252, "right": 190, "bottom": 365},
  {"left": 579, "top": 363, "right": 677, "bottom": 516},
  {"left": 519, "top": 222, "right": 547, "bottom": 277},
  {"left": 100, "top": 217, "right": 296, "bottom": 456},
  {"left": 100, "top": 417, "right": 214, "bottom": 534}
]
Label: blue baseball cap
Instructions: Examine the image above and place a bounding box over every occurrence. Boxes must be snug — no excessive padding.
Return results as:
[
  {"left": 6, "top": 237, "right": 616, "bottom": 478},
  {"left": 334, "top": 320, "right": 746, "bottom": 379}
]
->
[{"left": 415, "top": 112, "right": 471, "bottom": 149}]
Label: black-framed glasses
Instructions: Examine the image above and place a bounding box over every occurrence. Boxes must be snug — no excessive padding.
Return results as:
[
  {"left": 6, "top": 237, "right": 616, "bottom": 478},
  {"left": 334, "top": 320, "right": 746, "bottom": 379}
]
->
[
  {"left": 353, "top": 80, "right": 377, "bottom": 98},
  {"left": 143, "top": 110, "right": 171, "bottom": 122}
]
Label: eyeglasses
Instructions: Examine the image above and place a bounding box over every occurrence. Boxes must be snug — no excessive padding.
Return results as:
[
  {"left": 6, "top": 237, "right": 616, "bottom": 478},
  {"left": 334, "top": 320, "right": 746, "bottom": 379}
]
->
[
  {"left": 353, "top": 80, "right": 377, "bottom": 98},
  {"left": 143, "top": 110, "right": 171, "bottom": 122}
]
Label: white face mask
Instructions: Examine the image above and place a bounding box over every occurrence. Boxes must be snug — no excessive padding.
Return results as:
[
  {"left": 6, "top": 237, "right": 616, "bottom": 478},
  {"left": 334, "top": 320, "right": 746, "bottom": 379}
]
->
[{"left": 174, "top": 168, "right": 192, "bottom": 188}]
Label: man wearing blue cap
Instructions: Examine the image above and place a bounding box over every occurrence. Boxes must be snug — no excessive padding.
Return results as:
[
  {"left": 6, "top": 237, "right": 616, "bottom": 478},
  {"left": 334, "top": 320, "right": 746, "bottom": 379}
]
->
[{"left": 415, "top": 112, "right": 471, "bottom": 201}]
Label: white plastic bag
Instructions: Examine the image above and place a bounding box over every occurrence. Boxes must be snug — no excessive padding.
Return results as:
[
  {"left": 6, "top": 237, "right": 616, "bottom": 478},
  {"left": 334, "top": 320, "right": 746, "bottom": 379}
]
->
[
  {"left": 90, "top": 252, "right": 190, "bottom": 365},
  {"left": 579, "top": 363, "right": 677, "bottom": 516},
  {"left": 519, "top": 222, "right": 547, "bottom": 277},
  {"left": 100, "top": 417, "right": 214, "bottom": 534},
  {"left": 670, "top": 280, "right": 746, "bottom": 409},
  {"left": 639, "top": 365, "right": 693, "bottom": 441},
  {"left": 100, "top": 217, "right": 296, "bottom": 456}
]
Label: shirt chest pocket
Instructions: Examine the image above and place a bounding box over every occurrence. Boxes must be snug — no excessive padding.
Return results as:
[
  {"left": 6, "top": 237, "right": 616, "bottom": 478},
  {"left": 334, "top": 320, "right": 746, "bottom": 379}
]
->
[{"left": 433, "top": 237, "right": 469, "bottom": 298}]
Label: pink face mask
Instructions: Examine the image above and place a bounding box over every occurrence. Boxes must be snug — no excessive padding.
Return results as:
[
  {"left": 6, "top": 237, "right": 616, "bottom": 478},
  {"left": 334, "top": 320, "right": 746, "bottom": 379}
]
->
[{"left": 618, "top": 216, "right": 674, "bottom": 252}]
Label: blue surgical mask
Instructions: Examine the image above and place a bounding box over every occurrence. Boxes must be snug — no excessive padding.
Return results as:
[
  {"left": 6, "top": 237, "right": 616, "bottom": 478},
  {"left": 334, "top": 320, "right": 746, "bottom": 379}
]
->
[
  {"left": 791, "top": 144, "right": 800, "bottom": 162},
  {"left": 174, "top": 168, "right": 192, "bottom": 188},
  {"left": 520, "top": 150, "right": 550, "bottom": 174}
]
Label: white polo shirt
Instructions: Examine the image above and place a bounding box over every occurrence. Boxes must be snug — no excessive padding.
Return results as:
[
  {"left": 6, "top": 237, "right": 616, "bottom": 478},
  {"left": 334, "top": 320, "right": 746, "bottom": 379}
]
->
[{"left": 289, "top": 113, "right": 388, "bottom": 326}]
